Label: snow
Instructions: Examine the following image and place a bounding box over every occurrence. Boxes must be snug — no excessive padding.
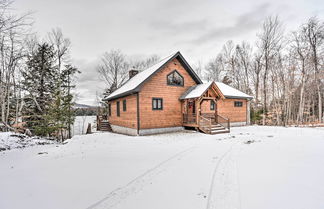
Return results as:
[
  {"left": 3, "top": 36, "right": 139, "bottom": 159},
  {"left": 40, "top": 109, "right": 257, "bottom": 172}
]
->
[
  {"left": 215, "top": 82, "right": 253, "bottom": 99},
  {"left": 0, "top": 132, "right": 55, "bottom": 151},
  {"left": 180, "top": 81, "right": 213, "bottom": 99},
  {"left": 105, "top": 52, "right": 177, "bottom": 100},
  {"left": 180, "top": 81, "right": 253, "bottom": 100},
  {"left": 1, "top": 126, "right": 324, "bottom": 209},
  {"left": 72, "top": 116, "right": 97, "bottom": 136}
]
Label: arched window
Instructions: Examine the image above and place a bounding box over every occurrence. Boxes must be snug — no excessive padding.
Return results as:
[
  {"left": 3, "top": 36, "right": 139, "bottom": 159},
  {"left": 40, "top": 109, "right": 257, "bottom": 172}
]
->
[{"left": 167, "top": 70, "right": 184, "bottom": 86}]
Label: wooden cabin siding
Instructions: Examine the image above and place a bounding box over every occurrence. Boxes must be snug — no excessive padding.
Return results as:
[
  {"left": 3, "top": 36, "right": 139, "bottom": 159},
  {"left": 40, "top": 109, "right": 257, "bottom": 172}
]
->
[
  {"left": 201, "top": 100, "right": 214, "bottom": 114},
  {"left": 108, "top": 94, "right": 138, "bottom": 129},
  {"left": 217, "top": 99, "right": 247, "bottom": 122},
  {"left": 139, "top": 57, "right": 197, "bottom": 129}
]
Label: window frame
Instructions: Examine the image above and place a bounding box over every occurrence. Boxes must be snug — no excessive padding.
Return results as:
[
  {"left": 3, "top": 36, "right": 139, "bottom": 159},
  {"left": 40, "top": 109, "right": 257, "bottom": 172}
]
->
[
  {"left": 166, "top": 70, "right": 184, "bottom": 87},
  {"left": 123, "top": 99, "right": 127, "bottom": 112},
  {"left": 116, "top": 101, "right": 120, "bottom": 116},
  {"left": 210, "top": 100, "right": 215, "bottom": 110},
  {"left": 108, "top": 103, "right": 111, "bottom": 116},
  {"left": 152, "top": 98, "right": 163, "bottom": 110},
  {"left": 234, "top": 101, "right": 243, "bottom": 107}
]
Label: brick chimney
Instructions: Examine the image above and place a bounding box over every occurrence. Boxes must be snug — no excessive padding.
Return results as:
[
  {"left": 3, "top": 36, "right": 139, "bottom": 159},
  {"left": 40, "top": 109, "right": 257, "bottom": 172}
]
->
[{"left": 129, "top": 68, "right": 139, "bottom": 79}]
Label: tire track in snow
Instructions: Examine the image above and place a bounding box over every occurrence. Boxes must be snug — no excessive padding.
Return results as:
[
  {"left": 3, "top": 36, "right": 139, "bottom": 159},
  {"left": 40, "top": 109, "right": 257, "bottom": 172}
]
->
[
  {"left": 206, "top": 141, "right": 241, "bottom": 209},
  {"left": 86, "top": 146, "right": 195, "bottom": 209}
]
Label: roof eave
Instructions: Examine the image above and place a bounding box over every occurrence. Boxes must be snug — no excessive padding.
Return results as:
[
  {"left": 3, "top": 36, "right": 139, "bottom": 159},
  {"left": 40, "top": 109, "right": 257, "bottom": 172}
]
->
[
  {"left": 103, "top": 89, "right": 140, "bottom": 102},
  {"left": 224, "top": 95, "right": 253, "bottom": 100}
]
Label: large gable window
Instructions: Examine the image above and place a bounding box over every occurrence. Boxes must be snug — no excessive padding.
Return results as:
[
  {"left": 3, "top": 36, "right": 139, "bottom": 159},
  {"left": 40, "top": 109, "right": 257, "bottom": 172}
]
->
[{"left": 167, "top": 70, "right": 184, "bottom": 86}]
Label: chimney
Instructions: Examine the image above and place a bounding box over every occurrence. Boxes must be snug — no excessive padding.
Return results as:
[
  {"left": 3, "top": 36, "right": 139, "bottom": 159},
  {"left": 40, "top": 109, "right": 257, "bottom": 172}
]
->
[{"left": 129, "top": 67, "right": 139, "bottom": 79}]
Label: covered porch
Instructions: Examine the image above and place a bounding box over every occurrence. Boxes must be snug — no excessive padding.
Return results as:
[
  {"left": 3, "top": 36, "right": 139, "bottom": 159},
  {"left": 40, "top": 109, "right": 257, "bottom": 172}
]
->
[{"left": 180, "top": 81, "right": 230, "bottom": 134}]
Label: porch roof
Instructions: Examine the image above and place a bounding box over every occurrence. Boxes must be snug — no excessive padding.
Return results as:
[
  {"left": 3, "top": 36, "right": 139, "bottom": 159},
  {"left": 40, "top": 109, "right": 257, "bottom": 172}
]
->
[
  {"left": 180, "top": 81, "right": 214, "bottom": 100},
  {"left": 180, "top": 81, "right": 253, "bottom": 100}
]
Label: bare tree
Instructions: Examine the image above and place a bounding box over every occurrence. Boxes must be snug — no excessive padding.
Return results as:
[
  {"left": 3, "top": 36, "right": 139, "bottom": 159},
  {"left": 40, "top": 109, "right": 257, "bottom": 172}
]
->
[
  {"left": 205, "top": 54, "right": 225, "bottom": 82},
  {"left": 48, "top": 28, "right": 71, "bottom": 73},
  {"left": 257, "top": 16, "right": 284, "bottom": 125},
  {"left": 303, "top": 17, "right": 324, "bottom": 123},
  {"left": 97, "top": 50, "right": 129, "bottom": 95},
  {"left": 0, "top": 0, "right": 32, "bottom": 130},
  {"left": 236, "top": 41, "right": 252, "bottom": 94},
  {"left": 291, "top": 28, "right": 311, "bottom": 124},
  {"left": 251, "top": 52, "right": 262, "bottom": 105}
]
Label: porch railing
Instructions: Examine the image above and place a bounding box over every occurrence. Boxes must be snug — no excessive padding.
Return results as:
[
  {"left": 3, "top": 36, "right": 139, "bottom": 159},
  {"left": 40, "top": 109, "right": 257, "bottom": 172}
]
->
[{"left": 183, "top": 113, "right": 196, "bottom": 124}]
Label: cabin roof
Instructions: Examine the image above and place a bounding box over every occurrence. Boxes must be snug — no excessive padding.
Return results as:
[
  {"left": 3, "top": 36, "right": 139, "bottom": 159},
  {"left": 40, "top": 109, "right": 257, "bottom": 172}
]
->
[
  {"left": 180, "top": 81, "right": 214, "bottom": 99},
  {"left": 180, "top": 81, "right": 253, "bottom": 100},
  {"left": 215, "top": 82, "right": 253, "bottom": 99},
  {"left": 104, "top": 51, "right": 202, "bottom": 101}
]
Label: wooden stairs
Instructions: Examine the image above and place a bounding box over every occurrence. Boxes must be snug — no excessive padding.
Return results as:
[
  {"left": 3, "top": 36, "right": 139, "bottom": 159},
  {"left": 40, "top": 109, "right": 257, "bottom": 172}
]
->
[
  {"left": 199, "top": 115, "right": 230, "bottom": 135},
  {"left": 97, "top": 115, "right": 112, "bottom": 132},
  {"left": 99, "top": 121, "right": 112, "bottom": 132}
]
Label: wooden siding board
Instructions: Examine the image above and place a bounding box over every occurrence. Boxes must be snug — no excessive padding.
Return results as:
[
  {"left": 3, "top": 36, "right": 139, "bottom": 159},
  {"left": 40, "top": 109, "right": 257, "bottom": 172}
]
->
[
  {"left": 217, "top": 98, "right": 247, "bottom": 122},
  {"left": 107, "top": 94, "right": 138, "bottom": 129}
]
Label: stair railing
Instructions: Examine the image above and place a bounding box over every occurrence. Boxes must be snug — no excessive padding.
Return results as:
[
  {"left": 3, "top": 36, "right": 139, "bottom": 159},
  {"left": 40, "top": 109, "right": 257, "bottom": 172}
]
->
[
  {"left": 200, "top": 115, "right": 212, "bottom": 133},
  {"left": 216, "top": 114, "right": 230, "bottom": 131}
]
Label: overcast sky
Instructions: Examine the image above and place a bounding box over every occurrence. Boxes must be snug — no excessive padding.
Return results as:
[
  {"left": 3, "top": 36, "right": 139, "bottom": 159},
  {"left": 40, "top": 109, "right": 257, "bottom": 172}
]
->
[{"left": 14, "top": 0, "right": 324, "bottom": 105}]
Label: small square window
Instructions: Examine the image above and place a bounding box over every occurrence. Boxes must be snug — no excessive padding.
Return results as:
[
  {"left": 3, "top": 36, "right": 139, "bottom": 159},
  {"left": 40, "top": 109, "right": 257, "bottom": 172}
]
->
[
  {"left": 210, "top": 100, "right": 215, "bottom": 110},
  {"left": 152, "top": 98, "right": 163, "bottom": 110},
  {"left": 234, "top": 101, "right": 243, "bottom": 107},
  {"left": 123, "top": 100, "right": 126, "bottom": 111}
]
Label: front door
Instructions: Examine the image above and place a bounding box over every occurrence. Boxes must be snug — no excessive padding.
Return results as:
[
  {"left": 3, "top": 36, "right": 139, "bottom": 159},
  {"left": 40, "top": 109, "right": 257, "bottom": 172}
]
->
[{"left": 187, "top": 100, "right": 195, "bottom": 114}]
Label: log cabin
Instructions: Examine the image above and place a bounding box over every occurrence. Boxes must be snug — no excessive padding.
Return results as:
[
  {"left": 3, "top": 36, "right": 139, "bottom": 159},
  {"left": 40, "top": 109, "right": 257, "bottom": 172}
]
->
[{"left": 102, "top": 51, "right": 253, "bottom": 135}]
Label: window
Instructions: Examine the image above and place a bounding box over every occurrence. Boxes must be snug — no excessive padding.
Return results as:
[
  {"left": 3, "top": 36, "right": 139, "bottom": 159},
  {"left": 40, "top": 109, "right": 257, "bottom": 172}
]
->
[
  {"left": 167, "top": 70, "right": 184, "bottom": 86},
  {"left": 123, "top": 99, "right": 127, "bottom": 111},
  {"left": 152, "top": 98, "right": 163, "bottom": 110},
  {"left": 108, "top": 103, "right": 111, "bottom": 116},
  {"left": 116, "top": 101, "right": 120, "bottom": 116},
  {"left": 210, "top": 100, "right": 215, "bottom": 110},
  {"left": 234, "top": 101, "right": 243, "bottom": 107}
]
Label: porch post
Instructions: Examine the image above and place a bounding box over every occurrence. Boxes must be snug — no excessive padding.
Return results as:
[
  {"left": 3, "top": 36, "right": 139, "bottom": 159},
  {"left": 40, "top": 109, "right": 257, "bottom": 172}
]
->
[
  {"left": 195, "top": 99, "right": 199, "bottom": 126},
  {"left": 247, "top": 100, "right": 251, "bottom": 125}
]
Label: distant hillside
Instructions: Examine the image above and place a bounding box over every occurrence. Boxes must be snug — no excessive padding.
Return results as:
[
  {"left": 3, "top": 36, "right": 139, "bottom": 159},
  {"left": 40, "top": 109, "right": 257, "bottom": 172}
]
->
[
  {"left": 74, "top": 103, "right": 97, "bottom": 109},
  {"left": 74, "top": 103, "right": 98, "bottom": 116}
]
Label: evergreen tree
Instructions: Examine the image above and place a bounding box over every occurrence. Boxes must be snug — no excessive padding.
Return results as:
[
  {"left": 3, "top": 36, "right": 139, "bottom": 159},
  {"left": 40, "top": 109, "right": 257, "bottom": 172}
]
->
[
  {"left": 22, "top": 43, "right": 57, "bottom": 136},
  {"left": 47, "top": 64, "right": 79, "bottom": 141}
]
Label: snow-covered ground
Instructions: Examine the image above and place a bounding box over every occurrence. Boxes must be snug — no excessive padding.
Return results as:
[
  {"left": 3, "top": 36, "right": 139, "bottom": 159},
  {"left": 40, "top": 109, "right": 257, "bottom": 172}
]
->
[
  {"left": 72, "top": 115, "right": 97, "bottom": 136},
  {"left": 0, "top": 132, "right": 55, "bottom": 151},
  {"left": 0, "top": 126, "right": 323, "bottom": 209}
]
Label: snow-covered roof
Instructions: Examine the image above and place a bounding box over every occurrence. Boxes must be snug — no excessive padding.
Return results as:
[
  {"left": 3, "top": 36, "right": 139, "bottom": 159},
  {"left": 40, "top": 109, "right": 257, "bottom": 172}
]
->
[
  {"left": 180, "top": 81, "right": 213, "bottom": 99},
  {"left": 104, "top": 51, "right": 202, "bottom": 101},
  {"left": 180, "top": 81, "right": 253, "bottom": 100},
  {"left": 215, "top": 82, "right": 253, "bottom": 99}
]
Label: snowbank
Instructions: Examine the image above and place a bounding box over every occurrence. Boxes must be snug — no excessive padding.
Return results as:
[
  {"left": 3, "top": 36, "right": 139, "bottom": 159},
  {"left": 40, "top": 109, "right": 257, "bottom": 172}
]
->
[{"left": 0, "top": 132, "right": 55, "bottom": 151}]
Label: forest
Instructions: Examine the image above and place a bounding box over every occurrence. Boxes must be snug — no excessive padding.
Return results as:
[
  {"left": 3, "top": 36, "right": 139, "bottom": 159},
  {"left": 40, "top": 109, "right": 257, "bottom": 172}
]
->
[
  {"left": 98, "top": 16, "right": 324, "bottom": 126},
  {"left": 0, "top": 0, "right": 79, "bottom": 140}
]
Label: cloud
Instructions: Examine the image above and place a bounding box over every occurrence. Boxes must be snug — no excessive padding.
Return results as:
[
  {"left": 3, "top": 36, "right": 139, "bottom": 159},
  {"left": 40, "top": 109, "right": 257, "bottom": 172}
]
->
[
  {"left": 191, "top": 3, "right": 271, "bottom": 44},
  {"left": 73, "top": 58, "right": 106, "bottom": 105}
]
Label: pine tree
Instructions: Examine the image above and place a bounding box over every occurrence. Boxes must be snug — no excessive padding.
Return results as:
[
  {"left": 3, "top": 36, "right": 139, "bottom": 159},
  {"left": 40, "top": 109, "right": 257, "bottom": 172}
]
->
[
  {"left": 22, "top": 43, "right": 57, "bottom": 136},
  {"left": 46, "top": 64, "right": 79, "bottom": 141}
]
